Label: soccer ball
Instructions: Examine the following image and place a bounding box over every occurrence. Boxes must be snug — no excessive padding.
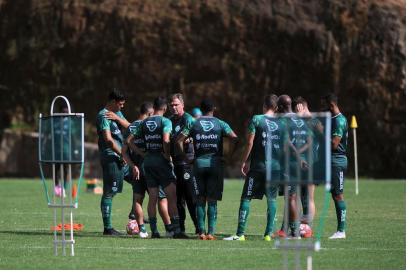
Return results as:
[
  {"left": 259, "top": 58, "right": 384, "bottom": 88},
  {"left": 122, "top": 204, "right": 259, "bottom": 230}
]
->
[
  {"left": 126, "top": 220, "right": 139, "bottom": 235},
  {"left": 299, "top": 223, "right": 312, "bottom": 238}
]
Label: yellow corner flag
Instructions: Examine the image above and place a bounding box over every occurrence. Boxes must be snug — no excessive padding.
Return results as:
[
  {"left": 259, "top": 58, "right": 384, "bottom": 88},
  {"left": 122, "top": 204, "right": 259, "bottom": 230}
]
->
[{"left": 351, "top": 115, "right": 358, "bottom": 129}]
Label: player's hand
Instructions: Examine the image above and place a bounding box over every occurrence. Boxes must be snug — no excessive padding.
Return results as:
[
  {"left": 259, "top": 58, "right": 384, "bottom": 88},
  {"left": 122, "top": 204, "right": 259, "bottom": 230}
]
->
[
  {"left": 132, "top": 166, "right": 140, "bottom": 180},
  {"left": 185, "top": 138, "right": 193, "bottom": 144},
  {"left": 104, "top": 111, "right": 119, "bottom": 121},
  {"left": 295, "top": 103, "right": 304, "bottom": 115},
  {"left": 300, "top": 160, "right": 309, "bottom": 170},
  {"left": 241, "top": 162, "right": 249, "bottom": 176}
]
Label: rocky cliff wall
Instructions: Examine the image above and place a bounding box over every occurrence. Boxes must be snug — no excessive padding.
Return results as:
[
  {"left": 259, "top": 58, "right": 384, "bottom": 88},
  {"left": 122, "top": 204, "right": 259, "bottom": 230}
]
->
[{"left": 0, "top": 0, "right": 405, "bottom": 177}]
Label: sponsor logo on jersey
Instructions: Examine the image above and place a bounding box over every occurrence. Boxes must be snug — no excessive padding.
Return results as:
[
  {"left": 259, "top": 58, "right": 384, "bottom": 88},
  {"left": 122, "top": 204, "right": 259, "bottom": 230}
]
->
[
  {"left": 145, "top": 134, "right": 161, "bottom": 140},
  {"left": 292, "top": 118, "right": 304, "bottom": 128},
  {"left": 175, "top": 125, "right": 181, "bottom": 132},
  {"left": 146, "top": 121, "right": 158, "bottom": 132},
  {"left": 195, "top": 134, "right": 218, "bottom": 140},
  {"left": 200, "top": 120, "right": 214, "bottom": 132},
  {"left": 265, "top": 120, "right": 279, "bottom": 132},
  {"left": 183, "top": 172, "right": 190, "bottom": 180}
]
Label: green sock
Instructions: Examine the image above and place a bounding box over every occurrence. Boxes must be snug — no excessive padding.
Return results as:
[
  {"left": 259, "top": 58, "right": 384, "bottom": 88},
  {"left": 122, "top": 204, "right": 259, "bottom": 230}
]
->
[
  {"left": 196, "top": 202, "right": 206, "bottom": 234},
  {"left": 170, "top": 216, "right": 181, "bottom": 234},
  {"left": 265, "top": 198, "right": 277, "bottom": 236},
  {"left": 100, "top": 196, "right": 113, "bottom": 229},
  {"left": 236, "top": 199, "right": 250, "bottom": 236},
  {"left": 139, "top": 224, "right": 147, "bottom": 233},
  {"left": 335, "top": 200, "right": 346, "bottom": 232},
  {"left": 289, "top": 221, "right": 299, "bottom": 237},
  {"left": 63, "top": 180, "right": 69, "bottom": 191},
  {"left": 149, "top": 217, "right": 159, "bottom": 234},
  {"left": 207, "top": 201, "right": 217, "bottom": 235}
]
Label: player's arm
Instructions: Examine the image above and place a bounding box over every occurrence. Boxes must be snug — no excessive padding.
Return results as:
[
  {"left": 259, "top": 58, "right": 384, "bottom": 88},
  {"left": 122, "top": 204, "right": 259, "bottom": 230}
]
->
[
  {"left": 162, "top": 118, "right": 172, "bottom": 162},
  {"left": 220, "top": 120, "right": 239, "bottom": 158},
  {"left": 121, "top": 142, "right": 140, "bottom": 180},
  {"left": 240, "top": 132, "right": 254, "bottom": 176},
  {"left": 104, "top": 111, "right": 130, "bottom": 129},
  {"left": 103, "top": 130, "right": 122, "bottom": 156},
  {"left": 332, "top": 136, "right": 342, "bottom": 150},
  {"left": 332, "top": 118, "right": 345, "bottom": 150},
  {"left": 176, "top": 124, "right": 193, "bottom": 163},
  {"left": 126, "top": 130, "right": 146, "bottom": 158}
]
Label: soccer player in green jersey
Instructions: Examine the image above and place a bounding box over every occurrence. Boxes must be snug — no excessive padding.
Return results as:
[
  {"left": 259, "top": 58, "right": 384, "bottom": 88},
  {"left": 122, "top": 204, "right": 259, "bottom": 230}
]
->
[
  {"left": 128, "top": 96, "right": 187, "bottom": 238},
  {"left": 122, "top": 102, "right": 154, "bottom": 238},
  {"left": 169, "top": 93, "right": 198, "bottom": 234},
  {"left": 322, "top": 93, "right": 348, "bottom": 239},
  {"left": 275, "top": 94, "right": 311, "bottom": 238},
  {"left": 177, "top": 98, "right": 238, "bottom": 240},
  {"left": 224, "top": 95, "right": 284, "bottom": 241},
  {"left": 96, "top": 90, "right": 132, "bottom": 236},
  {"left": 292, "top": 96, "right": 323, "bottom": 237}
]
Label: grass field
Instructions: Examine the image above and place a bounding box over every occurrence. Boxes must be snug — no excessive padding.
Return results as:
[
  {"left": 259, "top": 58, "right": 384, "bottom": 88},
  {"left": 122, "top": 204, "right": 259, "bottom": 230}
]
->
[{"left": 0, "top": 178, "right": 405, "bottom": 270}]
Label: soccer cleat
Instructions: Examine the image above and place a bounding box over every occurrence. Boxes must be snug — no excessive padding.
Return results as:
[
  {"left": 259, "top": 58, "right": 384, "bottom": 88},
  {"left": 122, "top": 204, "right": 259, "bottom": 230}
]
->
[
  {"left": 329, "top": 231, "right": 346, "bottom": 239},
  {"left": 173, "top": 232, "right": 189, "bottom": 239},
  {"left": 151, "top": 232, "right": 161, "bottom": 238},
  {"left": 272, "top": 230, "right": 287, "bottom": 238},
  {"left": 165, "top": 230, "right": 175, "bottom": 238},
  {"left": 206, "top": 234, "right": 217, "bottom": 240},
  {"left": 223, "top": 235, "right": 245, "bottom": 241},
  {"left": 128, "top": 212, "right": 136, "bottom": 220},
  {"left": 139, "top": 231, "right": 149, "bottom": 238},
  {"left": 264, "top": 235, "right": 272, "bottom": 241},
  {"left": 199, "top": 234, "right": 207, "bottom": 240},
  {"left": 103, "top": 228, "right": 123, "bottom": 236}
]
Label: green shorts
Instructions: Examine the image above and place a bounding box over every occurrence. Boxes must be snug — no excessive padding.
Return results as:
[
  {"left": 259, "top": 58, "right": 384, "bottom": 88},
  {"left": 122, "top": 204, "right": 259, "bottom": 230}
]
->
[
  {"left": 331, "top": 164, "right": 347, "bottom": 196},
  {"left": 101, "top": 155, "right": 124, "bottom": 197},
  {"left": 193, "top": 165, "right": 224, "bottom": 200},
  {"left": 241, "top": 170, "right": 280, "bottom": 200},
  {"left": 143, "top": 155, "right": 176, "bottom": 189}
]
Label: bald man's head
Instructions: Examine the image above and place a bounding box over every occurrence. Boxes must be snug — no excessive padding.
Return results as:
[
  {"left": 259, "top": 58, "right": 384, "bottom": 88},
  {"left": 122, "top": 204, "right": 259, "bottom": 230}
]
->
[{"left": 277, "top": 94, "right": 292, "bottom": 113}]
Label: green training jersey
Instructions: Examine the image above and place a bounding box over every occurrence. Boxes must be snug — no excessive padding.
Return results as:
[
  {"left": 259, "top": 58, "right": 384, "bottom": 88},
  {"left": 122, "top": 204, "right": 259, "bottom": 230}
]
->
[
  {"left": 181, "top": 116, "right": 233, "bottom": 168},
  {"left": 331, "top": 113, "right": 348, "bottom": 157},
  {"left": 131, "top": 115, "right": 172, "bottom": 165},
  {"left": 247, "top": 114, "right": 286, "bottom": 172},
  {"left": 124, "top": 120, "right": 145, "bottom": 166},
  {"left": 285, "top": 113, "right": 313, "bottom": 162},
  {"left": 96, "top": 108, "right": 126, "bottom": 158},
  {"left": 170, "top": 112, "right": 195, "bottom": 165}
]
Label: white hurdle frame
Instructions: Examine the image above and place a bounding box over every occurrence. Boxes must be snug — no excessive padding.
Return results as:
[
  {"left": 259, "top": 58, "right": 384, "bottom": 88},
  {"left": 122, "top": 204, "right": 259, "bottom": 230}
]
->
[{"left": 39, "top": 95, "right": 84, "bottom": 256}]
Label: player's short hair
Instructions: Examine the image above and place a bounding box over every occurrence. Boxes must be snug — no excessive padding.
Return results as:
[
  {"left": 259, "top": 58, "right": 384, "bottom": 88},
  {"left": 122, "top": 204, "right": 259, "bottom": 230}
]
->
[
  {"left": 277, "top": 94, "right": 292, "bottom": 113},
  {"left": 139, "top": 102, "right": 153, "bottom": 115},
  {"left": 200, "top": 98, "right": 215, "bottom": 114},
  {"left": 108, "top": 89, "right": 125, "bottom": 102},
  {"left": 169, "top": 93, "right": 184, "bottom": 104},
  {"left": 292, "top": 96, "right": 308, "bottom": 108},
  {"left": 263, "top": 95, "right": 278, "bottom": 111},
  {"left": 153, "top": 96, "right": 168, "bottom": 110},
  {"left": 322, "top": 93, "right": 338, "bottom": 105}
]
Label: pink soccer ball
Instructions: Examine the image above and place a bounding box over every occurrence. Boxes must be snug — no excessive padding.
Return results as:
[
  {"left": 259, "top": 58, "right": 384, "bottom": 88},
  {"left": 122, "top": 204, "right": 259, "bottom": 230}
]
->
[
  {"left": 126, "top": 220, "right": 139, "bottom": 235},
  {"left": 299, "top": 223, "right": 312, "bottom": 237}
]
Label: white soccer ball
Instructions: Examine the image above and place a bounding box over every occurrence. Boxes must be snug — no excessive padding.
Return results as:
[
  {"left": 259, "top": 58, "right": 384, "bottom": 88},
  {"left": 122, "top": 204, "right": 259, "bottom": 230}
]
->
[
  {"left": 126, "top": 220, "right": 139, "bottom": 235},
  {"left": 299, "top": 223, "right": 312, "bottom": 237}
]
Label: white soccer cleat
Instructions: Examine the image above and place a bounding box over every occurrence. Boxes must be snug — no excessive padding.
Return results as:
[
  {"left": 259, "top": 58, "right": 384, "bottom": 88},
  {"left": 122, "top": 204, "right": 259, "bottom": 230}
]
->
[
  {"left": 329, "top": 231, "right": 346, "bottom": 239},
  {"left": 139, "top": 231, "right": 149, "bottom": 238},
  {"left": 223, "top": 235, "right": 245, "bottom": 241}
]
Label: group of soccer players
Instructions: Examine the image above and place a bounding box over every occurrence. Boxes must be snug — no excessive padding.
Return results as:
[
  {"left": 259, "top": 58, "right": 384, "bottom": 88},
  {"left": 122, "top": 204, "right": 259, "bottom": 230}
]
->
[{"left": 96, "top": 90, "right": 348, "bottom": 240}]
